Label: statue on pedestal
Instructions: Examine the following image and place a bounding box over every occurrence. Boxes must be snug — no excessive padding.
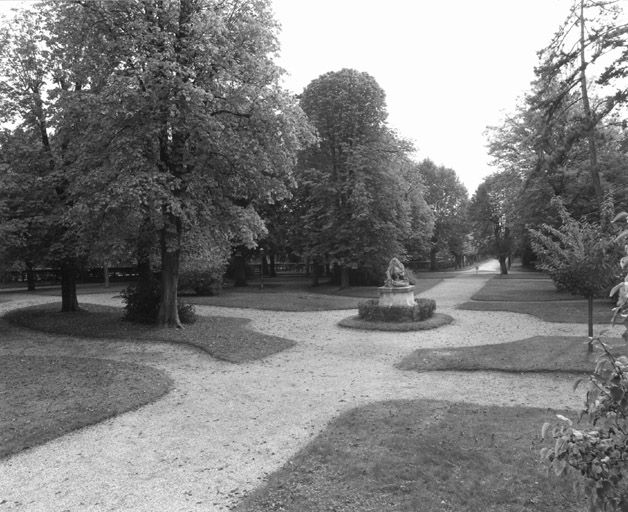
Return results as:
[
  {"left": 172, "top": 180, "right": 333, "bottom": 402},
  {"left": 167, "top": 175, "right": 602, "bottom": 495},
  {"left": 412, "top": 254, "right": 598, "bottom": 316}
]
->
[{"left": 384, "top": 257, "right": 409, "bottom": 287}]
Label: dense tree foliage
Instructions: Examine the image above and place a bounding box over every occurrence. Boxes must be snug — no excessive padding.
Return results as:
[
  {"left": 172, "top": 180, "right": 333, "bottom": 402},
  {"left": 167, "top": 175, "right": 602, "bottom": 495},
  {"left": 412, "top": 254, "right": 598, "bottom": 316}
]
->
[
  {"left": 485, "top": 0, "right": 628, "bottom": 267},
  {"left": 295, "top": 69, "right": 433, "bottom": 287},
  {"left": 530, "top": 0, "right": 628, "bottom": 211},
  {"left": 530, "top": 197, "right": 622, "bottom": 342},
  {"left": 468, "top": 172, "right": 522, "bottom": 274},
  {"left": 416, "top": 159, "right": 469, "bottom": 270},
  {"left": 0, "top": 0, "right": 313, "bottom": 325}
]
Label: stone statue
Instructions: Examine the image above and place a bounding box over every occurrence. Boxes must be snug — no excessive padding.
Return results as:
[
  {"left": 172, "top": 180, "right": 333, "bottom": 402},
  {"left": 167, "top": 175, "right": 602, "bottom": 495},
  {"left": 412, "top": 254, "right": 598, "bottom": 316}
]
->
[{"left": 385, "top": 257, "right": 409, "bottom": 287}]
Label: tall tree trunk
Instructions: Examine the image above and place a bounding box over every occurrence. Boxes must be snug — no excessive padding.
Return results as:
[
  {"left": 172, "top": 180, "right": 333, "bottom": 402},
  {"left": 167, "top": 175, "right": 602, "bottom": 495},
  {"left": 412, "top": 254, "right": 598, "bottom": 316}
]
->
[
  {"left": 579, "top": 0, "right": 604, "bottom": 209},
  {"left": 312, "top": 259, "right": 320, "bottom": 287},
  {"left": 498, "top": 255, "right": 508, "bottom": 275},
  {"left": 25, "top": 260, "right": 36, "bottom": 291},
  {"left": 340, "top": 266, "right": 350, "bottom": 289},
  {"left": 103, "top": 261, "right": 110, "bottom": 288},
  {"left": 157, "top": 219, "right": 182, "bottom": 328},
  {"left": 587, "top": 295, "right": 594, "bottom": 351},
  {"left": 269, "top": 253, "right": 277, "bottom": 278},
  {"left": 61, "top": 261, "right": 79, "bottom": 312},
  {"left": 233, "top": 250, "right": 248, "bottom": 287},
  {"left": 429, "top": 246, "right": 438, "bottom": 271}
]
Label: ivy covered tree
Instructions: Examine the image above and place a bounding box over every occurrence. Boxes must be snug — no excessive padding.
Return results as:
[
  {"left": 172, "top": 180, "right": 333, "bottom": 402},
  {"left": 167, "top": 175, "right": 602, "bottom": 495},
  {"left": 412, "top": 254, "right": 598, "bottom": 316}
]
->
[{"left": 296, "top": 69, "right": 430, "bottom": 287}]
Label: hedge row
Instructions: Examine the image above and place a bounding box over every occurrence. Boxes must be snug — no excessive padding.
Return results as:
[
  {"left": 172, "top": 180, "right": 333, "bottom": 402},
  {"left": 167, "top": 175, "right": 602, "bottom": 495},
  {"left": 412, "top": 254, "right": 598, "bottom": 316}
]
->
[{"left": 357, "top": 298, "right": 436, "bottom": 323}]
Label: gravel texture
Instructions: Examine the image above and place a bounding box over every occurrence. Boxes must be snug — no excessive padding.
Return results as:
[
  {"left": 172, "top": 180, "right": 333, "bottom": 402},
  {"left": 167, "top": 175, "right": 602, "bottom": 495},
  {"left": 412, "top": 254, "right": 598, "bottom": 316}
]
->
[{"left": 0, "top": 261, "right": 619, "bottom": 512}]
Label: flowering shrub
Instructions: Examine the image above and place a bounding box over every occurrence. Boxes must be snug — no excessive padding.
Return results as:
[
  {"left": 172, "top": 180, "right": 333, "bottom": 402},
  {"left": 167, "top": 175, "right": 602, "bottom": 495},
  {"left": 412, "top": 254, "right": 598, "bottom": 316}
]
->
[
  {"left": 541, "top": 211, "right": 628, "bottom": 511},
  {"left": 358, "top": 298, "right": 436, "bottom": 322}
]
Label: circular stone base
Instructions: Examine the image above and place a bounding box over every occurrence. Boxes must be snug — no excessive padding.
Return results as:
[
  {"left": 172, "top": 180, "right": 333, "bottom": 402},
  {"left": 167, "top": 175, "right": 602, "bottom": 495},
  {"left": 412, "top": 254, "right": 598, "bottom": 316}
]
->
[{"left": 338, "top": 313, "right": 453, "bottom": 332}]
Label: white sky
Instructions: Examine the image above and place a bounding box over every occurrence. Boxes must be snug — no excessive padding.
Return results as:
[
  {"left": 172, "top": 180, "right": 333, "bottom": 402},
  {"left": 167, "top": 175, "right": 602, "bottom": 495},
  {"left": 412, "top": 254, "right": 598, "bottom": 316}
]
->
[
  {"left": 272, "top": 0, "right": 576, "bottom": 194},
  {"left": 0, "top": 0, "right": 576, "bottom": 193}
]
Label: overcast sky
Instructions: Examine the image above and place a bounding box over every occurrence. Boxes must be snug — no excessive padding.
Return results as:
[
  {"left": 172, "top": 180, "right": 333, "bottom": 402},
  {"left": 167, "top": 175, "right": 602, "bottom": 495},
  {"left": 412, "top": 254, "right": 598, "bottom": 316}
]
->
[
  {"left": 272, "top": 0, "right": 577, "bottom": 194},
  {"left": 0, "top": 0, "right": 576, "bottom": 193}
]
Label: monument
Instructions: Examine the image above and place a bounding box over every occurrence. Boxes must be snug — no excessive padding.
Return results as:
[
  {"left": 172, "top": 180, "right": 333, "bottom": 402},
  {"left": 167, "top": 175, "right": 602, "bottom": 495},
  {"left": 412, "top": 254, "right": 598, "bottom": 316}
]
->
[{"left": 378, "top": 257, "right": 415, "bottom": 307}]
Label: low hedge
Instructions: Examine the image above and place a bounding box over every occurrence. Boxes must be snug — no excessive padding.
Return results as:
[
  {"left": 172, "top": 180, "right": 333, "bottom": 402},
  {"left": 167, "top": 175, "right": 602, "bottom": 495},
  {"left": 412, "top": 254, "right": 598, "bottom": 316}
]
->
[
  {"left": 358, "top": 298, "right": 436, "bottom": 323},
  {"left": 178, "top": 268, "right": 223, "bottom": 296}
]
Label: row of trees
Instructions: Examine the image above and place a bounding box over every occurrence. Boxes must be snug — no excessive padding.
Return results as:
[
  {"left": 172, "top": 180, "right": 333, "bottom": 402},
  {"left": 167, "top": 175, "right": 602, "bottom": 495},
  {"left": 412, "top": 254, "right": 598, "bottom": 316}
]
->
[
  {"left": 471, "top": 0, "right": 628, "bottom": 277},
  {"left": 0, "top": 1, "right": 471, "bottom": 326}
]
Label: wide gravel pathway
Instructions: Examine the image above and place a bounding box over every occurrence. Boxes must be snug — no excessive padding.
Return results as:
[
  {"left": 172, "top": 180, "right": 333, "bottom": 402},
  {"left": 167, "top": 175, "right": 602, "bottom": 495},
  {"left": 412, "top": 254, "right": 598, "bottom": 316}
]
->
[{"left": 0, "top": 261, "right": 615, "bottom": 511}]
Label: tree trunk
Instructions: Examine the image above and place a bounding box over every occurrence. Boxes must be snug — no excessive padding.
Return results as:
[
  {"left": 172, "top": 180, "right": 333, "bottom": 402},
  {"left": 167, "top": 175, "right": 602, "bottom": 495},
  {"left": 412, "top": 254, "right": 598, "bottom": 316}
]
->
[
  {"left": 25, "top": 261, "right": 36, "bottom": 291},
  {"left": 587, "top": 295, "right": 594, "bottom": 351},
  {"left": 61, "top": 262, "right": 79, "bottom": 312},
  {"left": 103, "top": 261, "right": 110, "bottom": 288},
  {"left": 579, "top": 0, "right": 604, "bottom": 209},
  {"left": 429, "top": 247, "right": 438, "bottom": 271},
  {"left": 498, "top": 255, "right": 508, "bottom": 275},
  {"left": 157, "top": 220, "right": 182, "bottom": 328},
  {"left": 233, "top": 251, "right": 248, "bottom": 287},
  {"left": 269, "top": 253, "right": 277, "bottom": 278},
  {"left": 312, "top": 259, "right": 320, "bottom": 287},
  {"left": 340, "top": 266, "right": 350, "bottom": 289}
]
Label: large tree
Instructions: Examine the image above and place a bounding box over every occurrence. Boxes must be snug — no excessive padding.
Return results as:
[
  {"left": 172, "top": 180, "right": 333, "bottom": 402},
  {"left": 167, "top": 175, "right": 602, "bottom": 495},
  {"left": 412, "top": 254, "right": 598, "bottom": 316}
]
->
[
  {"left": 468, "top": 172, "right": 522, "bottom": 275},
  {"left": 0, "top": 0, "right": 313, "bottom": 325},
  {"left": 530, "top": 0, "right": 628, "bottom": 213},
  {"left": 0, "top": 5, "right": 96, "bottom": 309},
  {"left": 296, "top": 69, "right": 426, "bottom": 287},
  {"left": 417, "top": 159, "right": 469, "bottom": 270}
]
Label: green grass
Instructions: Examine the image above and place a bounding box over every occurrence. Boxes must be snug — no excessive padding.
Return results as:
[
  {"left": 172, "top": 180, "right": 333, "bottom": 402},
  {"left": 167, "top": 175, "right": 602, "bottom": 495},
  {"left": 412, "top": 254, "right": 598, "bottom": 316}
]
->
[
  {"left": 1, "top": 271, "right": 608, "bottom": 509},
  {"left": 472, "top": 277, "right": 583, "bottom": 301},
  {"left": 459, "top": 298, "right": 613, "bottom": 324},
  {"left": 1, "top": 354, "right": 172, "bottom": 460},
  {"left": 235, "top": 400, "right": 581, "bottom": 512},
  {"left": 5, "top": 303, "right": 295, "bottom": 363},
  {"left": 459, "top": 275, "right": 615, "bottom": 324},
  {"left": 398, "top": 336, "right": 624, "bottom": 374}
]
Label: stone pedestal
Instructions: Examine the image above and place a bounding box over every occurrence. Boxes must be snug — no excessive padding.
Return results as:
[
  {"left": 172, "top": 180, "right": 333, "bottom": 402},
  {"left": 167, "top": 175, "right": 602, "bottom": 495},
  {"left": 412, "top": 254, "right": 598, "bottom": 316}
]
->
[{"left": 378, "top": 285, "right": 415, "bottom": 307}]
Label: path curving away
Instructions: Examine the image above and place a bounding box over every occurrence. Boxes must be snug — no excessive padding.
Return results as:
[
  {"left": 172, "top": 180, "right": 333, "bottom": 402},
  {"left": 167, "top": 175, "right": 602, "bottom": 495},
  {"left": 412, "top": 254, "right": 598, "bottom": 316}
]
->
[{"left": 0, "top": 264, "right": 615, "bottom": 511}]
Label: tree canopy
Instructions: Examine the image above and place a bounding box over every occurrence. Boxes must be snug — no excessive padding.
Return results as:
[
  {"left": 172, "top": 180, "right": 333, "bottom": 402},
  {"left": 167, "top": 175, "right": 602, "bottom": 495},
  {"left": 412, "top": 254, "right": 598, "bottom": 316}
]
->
[
  {"left": 0, "top": 0, "right": 314, "bottom": 324},
  {"left": 294, "top": 68, "right": 433, "bottom": 287},
  {"left": 416, "top": 159, "right": 469, "bottom": 270}
]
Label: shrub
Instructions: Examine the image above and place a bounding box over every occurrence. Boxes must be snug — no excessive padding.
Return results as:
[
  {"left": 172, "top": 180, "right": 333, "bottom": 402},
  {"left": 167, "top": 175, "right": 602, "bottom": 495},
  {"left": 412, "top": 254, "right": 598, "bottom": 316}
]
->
[
  {"left": 540, "top": 211, "right": 628, "bottom": 511},
  {"left": 177, "top": 302, "right": 197, "bottom": 324},
  {"left": 358, "top": 298, "right": 436, "bottom": 323},
  {"left": 120, "top": 280, "right": 160, "bottom": 324},
  {"left": 530, "top": 197, "right": 623, "bottom": 343},
  {"left": 121, "top": 280, "right": 197, "bottom": 324},
  {"left": 178, "top": 268, "right": 223, "bottom": 296}
]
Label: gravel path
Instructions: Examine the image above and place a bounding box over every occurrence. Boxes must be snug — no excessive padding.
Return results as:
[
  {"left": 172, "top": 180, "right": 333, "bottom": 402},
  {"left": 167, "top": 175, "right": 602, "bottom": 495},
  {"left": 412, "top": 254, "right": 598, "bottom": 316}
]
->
[{"left": 0, "top": 262, "right": 615, "bottom": 511}]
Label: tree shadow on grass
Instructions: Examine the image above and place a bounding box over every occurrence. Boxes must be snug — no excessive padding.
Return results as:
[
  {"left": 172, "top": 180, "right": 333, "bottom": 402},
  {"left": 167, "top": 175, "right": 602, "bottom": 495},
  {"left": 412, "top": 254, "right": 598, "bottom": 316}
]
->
[
  {"left": 235, "top": 400, "right": 580, "bottom": 512},
  {"left": 3, "top": 303, "right": 295, "bottom": 363},
  {"left": 397, "top": 336, "right": 625, "bottom": 374}
]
